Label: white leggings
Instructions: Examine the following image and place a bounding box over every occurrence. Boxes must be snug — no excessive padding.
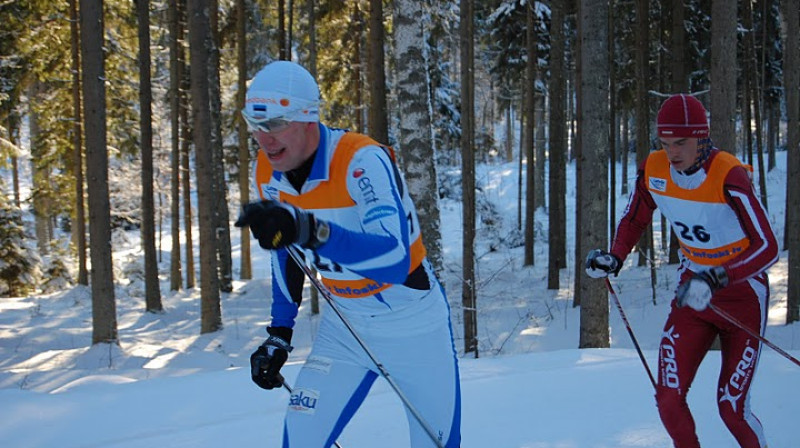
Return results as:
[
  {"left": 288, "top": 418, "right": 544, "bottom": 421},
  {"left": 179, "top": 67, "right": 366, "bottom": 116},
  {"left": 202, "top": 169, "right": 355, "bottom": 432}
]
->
[{"left": 282, "top": 287, "right": 461, "bottom": 447}]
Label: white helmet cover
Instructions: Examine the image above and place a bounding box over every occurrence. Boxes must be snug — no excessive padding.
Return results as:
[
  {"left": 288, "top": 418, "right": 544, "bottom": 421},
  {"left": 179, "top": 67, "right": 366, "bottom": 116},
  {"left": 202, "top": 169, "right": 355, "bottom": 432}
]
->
[{"left": 244, "top": 61, "right": 321, "bottom": 122}]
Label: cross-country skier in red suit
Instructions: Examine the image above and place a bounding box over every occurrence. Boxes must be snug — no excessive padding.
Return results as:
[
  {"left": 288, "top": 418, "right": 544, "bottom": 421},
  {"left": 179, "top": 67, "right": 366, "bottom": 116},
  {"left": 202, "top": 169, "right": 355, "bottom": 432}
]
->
[{"left": 586, "top": 94, "right": 778, "bottom": 448}]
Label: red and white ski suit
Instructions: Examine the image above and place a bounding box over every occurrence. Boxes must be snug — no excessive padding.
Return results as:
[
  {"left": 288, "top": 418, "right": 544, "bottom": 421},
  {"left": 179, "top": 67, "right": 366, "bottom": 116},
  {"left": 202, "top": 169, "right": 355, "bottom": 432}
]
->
[{"left": 611, "top": 148, "right": 778, "bottom": 448}]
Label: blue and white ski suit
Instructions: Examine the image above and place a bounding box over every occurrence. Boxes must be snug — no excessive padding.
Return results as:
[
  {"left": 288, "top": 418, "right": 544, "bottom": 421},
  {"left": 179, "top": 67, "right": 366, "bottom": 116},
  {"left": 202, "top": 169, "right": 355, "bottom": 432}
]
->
[{"left": 253, "top": 123, "right": 461, "bottom": 447}]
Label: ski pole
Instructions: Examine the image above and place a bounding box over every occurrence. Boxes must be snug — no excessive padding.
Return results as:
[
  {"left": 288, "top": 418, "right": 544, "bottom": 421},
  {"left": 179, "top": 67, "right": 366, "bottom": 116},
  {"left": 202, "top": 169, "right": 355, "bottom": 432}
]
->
[
  {"left": 708, "top": 303, "right": 800, "bottom": 368},
  {"left": 250, "top": 195, "right": 446, "bottom": 448},
  {"left": 280, "top": 241, "right": 445, "bottom": 448},
  {"left": 605, "top": 278, "right": 657, "bottom": 389},
  {"left": 276, "top": 373, "right": 344, "bottom": 448}
]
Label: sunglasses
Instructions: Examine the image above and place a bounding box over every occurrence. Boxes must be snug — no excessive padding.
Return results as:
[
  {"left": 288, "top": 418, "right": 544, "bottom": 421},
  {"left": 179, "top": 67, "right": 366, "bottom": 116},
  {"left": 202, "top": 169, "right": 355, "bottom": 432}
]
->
[{"left": 241, "top": 109, "right": 292, "bottom": 134}]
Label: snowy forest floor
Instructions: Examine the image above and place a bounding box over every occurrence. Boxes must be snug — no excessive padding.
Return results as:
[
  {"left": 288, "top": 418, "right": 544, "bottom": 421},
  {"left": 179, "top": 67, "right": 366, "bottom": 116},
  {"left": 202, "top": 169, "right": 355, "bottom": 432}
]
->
[{"left": 1, "top": 154, "right": 798, "bottom": 447}]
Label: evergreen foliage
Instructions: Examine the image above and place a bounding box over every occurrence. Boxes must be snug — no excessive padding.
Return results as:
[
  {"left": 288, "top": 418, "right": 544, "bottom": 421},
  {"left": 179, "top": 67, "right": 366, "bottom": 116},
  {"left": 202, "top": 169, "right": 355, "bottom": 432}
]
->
[{"left": 0, "top": 200, "right": 41, "bottom": 297}]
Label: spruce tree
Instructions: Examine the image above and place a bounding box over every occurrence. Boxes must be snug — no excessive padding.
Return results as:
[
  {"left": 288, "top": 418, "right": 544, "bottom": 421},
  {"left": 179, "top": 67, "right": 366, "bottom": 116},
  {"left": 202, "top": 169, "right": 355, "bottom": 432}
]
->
[{"left": 0, "top": 201, "right": 40, "bottom": 297}]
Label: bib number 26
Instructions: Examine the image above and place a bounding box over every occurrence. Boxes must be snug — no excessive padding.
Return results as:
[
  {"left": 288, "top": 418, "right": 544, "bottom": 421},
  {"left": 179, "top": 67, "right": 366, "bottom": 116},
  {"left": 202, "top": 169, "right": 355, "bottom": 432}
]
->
[{"left": 673, "top": 221, "right": 711, "bottom": 243}]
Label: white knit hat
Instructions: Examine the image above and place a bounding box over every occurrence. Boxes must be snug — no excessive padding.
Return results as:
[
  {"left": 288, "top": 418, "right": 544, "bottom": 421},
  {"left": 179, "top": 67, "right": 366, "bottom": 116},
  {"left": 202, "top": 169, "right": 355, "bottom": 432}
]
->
[{"left": 244, "top": 61, "right": 321, "bottom": 122}]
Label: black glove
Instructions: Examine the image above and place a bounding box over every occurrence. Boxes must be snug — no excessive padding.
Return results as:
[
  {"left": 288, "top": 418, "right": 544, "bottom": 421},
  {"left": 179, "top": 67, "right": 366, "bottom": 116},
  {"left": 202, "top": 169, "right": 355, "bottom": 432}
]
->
[
  {"left": 585, "top": 249, "right": 622, "bottom": 278},
  {"left": 676, "top": 266, "right": 728, "bottom": 311},
  {"left": 250, "top": 327, "right": 293, "bottom": 390},
  {"left": 235, "top": 200, "right": 326, "bottom": 250}
]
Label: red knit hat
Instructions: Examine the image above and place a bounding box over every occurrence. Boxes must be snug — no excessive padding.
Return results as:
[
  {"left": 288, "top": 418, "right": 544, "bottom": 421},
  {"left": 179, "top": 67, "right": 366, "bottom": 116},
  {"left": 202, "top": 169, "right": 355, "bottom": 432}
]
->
[{"left": 656, "top": 94, "right": 709, "bottom": 138}]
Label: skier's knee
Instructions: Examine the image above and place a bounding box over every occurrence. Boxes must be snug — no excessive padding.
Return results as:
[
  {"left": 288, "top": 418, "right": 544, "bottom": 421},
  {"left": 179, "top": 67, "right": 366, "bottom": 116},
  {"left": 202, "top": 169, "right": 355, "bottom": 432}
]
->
[{"left": 655, "top": 386, "right": 683, "bottom": 414}]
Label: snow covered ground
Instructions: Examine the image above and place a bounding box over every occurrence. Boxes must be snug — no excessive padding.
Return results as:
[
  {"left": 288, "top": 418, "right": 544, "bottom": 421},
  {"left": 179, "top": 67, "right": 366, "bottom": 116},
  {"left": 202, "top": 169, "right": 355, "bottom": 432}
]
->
[{"left": 1, "top": 153, "right": 798, "bottom": 447}]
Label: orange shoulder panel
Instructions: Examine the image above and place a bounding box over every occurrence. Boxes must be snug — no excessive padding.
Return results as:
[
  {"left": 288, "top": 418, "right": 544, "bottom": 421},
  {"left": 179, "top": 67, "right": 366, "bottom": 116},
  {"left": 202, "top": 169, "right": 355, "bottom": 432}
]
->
[
  {"left": 254, "top": 132, "right": 392, "bottom": 210},
  {"left": 645, "top": 150, "right": 743, "bottom": 203}
]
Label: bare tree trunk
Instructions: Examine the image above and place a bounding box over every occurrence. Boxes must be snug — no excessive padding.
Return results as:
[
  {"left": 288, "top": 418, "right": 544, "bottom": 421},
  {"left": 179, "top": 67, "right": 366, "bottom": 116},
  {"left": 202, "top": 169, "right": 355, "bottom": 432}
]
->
[
  {"left": 368, "top": 0, "right": 389, "bottom": 144},
  {"left": 169, "top": 0, "right": 183, "bottom": 291},
  {"left": 573, "top": 2, "right": 584, "bottom": 308},
  {"left": 547, "top": 0, "right": 567, "bottom": 290},
  {"left": 742, "top": 0, "right": 769, "bottom": 211},
  {"left": 765, "top": 0, "right": 778, "bottom": 172},
  {"left": 767, "top": 97, "right": 778, "bottom": 171},
  {"left": 287, "top": 0, "right": 293, "bottom": 59},
  {"left": 209, "top": 0, "right": 233, "bottom": 293},
  {"left": 29, "top": 81, "right": 50, "bottom": 255},
  {"left": 505, "top": 105, "right": 513, "bottom": 162},
  {"left": 353, "top": 3, "right": 364, "bottom": 133},
  {"left": 188, "top": 0, "right": 222, "bottom": 333},
  {"left": 393, "top": 0, "right": 443, "bottom": 275},
  {"left": 306, "top": 0, "right": 319, "bottom": 314},
  {"left": 783, "top": 0, "right": 800, "bottom": 323},
  {"left": 278, "top": 0, "right": 287, "bottom": 60},
  {"left": 7, "top": 113, "right": 21, "bottom": 208},
  {"left": 180, "top": 0, "right": 196, "bottom": 289},
  {"left": 307, "top": 0, "right": 317, "bottom": 77},
  {"left": 523, "top": 3, "right": 536, "bottom": 267},
  {"left": 710, "top": 0, "right": 738, "bottom": 153},
  {"left": 517, "top": 112, "right": 524, "bottom": 230},
  {"left": 460, "top": 0, "right": 477, "bottom": 357},
  {"left": 634, "top": 0, "right": 650, "bottom": 268},
  {"left": 578, "top": 0, "right": 610, "bottom": 348},
  {"left": 69, "top": 0, "right": 88, "bottom": 285},
  {"left": 744, "top": 67, "right": 755, "bottom": 164},
  {"left": 237, "top": 0, "right": 252, "bottom": 281},
  {"left": 667, "top": 0, "right": 687, "bottom": 265},
  {"left": 137, "top": 0, "right": 163, "bottom": 312},
  {"left": 608, "top": 1, "right": 616, "bottom": 245},
  {"left": 535, "top": 93, "right": 546, "bottom": 210},
  {"left": 621, "top": 109, "right": 629, "bottom": 196},
  {"left": 671, "top": 0, "right": 686, "bottom": 92},
  {"left": 80, "top": 0, "right": 117, "bottom": 344}
]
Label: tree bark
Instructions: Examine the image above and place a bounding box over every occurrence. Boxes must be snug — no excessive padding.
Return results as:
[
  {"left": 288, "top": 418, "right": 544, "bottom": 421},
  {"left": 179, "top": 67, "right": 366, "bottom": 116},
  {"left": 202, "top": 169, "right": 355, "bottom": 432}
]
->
[
  {"left": 169, "top": 0, "right": 183, "bottom": 291},
  {"left": 368, "top": 0, "right": 389, "bottom": 144},
  {"left": 180, "top": 0, "right": 196, "bottom": 290},
  {"left": 29, "top": 81, "right": 50, "bottom": 255},
  {"left": 137, "top": 0, "right": 163, "bottom": 312},
  {"left": 573, "top": 2, "right": 584, "bottom": 307},
  {"left": 306, "top": 0, "right": 319, "bottom": 314},
  {"left": 548, "top": 0, "right": 567, "bottom": 290},
  {"left": 188, "top": 0, "right": 222, "bottom": 333},
  {"left": 392, "top": 0, "right": 444, "bottom": 275},
  {"left": 608, "top": 1, "right": 616, "bottom": 245},
  {"left": 578, "top": 0, "right": 610, "bottom": 348},
  {"left": 634, "top": 0, "right": 651, "bottom": 268},
  {"left": 69, "top": 0, "right": 88, "bottom": 285},
  {"left": 742, "top": 0, "right": 769, "bottom": 211},
  {"left": 523, "top": 3, "right": 536, "bottom": 267},
  {"left": 237, "top": 0, "right": 252, "bottom": 280},
  {"left": 783, "top": 0, "right": 800, "bottom": 323},
  {"left": 710, "top": 0, "right": 738, "bottom": 153},
  {"left": 668, "top": 0, "right": 687, "bottom": 265},
  {"left": 460, "top": 0, "right": 477, "bottom": 357},
  {"left": 7, "top": 114, "right": 21, "bottom": 208},
  {"left": 278, "top": 0, "right": 287, "bottom": 60},
  {"left": 209, "top": 0, "right": 233, "bottom": 293},
  {"left": 80, "top": 0, "right": 118, "bottom": 344}
]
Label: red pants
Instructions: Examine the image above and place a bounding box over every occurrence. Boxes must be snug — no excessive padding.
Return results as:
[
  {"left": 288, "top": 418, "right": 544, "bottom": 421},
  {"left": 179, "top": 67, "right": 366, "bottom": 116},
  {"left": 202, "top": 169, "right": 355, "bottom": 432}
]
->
[{"left": 655, "top": 273, "right": 769, "bottom": 448}]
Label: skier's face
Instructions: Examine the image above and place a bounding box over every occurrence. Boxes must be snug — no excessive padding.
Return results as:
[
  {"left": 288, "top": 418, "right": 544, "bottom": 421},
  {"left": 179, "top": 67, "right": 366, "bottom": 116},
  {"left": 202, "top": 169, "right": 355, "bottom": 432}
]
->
[
  {"left": 253, "top": 121, "right": 319, "bottom": 172},
  {"left": 659, "top": 137, "right": 699, "bottom": 172}
]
